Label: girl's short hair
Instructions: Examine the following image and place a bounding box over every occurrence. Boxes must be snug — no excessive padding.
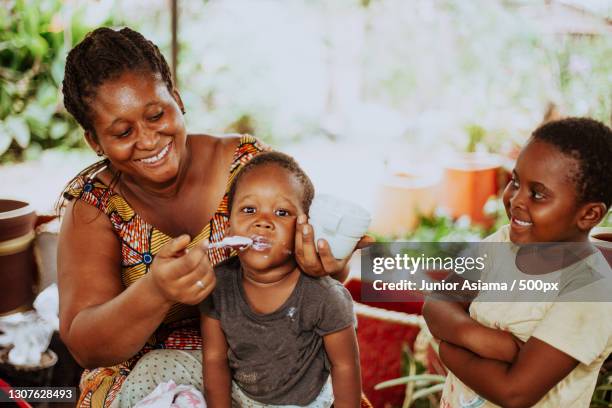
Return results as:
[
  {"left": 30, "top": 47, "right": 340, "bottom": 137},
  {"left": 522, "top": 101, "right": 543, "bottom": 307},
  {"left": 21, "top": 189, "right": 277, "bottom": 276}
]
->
[{"left": 531, "top": 117, "right": 612, "bottom": 208}]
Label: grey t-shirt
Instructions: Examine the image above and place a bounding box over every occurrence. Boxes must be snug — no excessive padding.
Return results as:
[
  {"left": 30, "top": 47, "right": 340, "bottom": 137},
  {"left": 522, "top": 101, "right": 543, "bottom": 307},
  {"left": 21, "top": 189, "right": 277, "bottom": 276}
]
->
[{"left": 199, "top": 256, "right": 356, "bottom": 405}]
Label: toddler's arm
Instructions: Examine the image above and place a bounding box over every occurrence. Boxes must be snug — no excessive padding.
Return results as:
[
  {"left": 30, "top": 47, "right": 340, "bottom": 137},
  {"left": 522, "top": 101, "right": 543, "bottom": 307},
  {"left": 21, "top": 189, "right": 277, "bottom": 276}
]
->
[
  {"left": 423, "top": 299, "right": 522, "bottom": 362},
  {"left": 439, "top": 338, "right": 578, "bottom": 408},
  {"left": 201, "top": 314, "right": 232, "bottom": 408},
  {"left": 323, "top": 326, "right": 362, "bottom": 408}
]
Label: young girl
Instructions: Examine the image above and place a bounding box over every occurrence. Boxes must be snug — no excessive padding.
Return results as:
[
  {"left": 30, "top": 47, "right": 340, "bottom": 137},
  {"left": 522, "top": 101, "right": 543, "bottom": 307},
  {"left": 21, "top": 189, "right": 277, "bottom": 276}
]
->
[
  {"left": 200, "top": 152, "right": 361, "bottom": 408},
  {"left": 424, "top": 117, "right": 612, "bottom": 407}
]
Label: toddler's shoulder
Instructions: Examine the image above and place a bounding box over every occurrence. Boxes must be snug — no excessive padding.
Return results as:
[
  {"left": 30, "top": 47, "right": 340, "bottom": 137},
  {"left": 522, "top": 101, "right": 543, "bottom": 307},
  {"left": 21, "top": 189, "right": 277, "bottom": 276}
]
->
[
  {"left": 303, "top": 275, "right": 351, "bottom": 297},
  {"left": 301, "top": 275, "right": 354, "bottom": 318}
]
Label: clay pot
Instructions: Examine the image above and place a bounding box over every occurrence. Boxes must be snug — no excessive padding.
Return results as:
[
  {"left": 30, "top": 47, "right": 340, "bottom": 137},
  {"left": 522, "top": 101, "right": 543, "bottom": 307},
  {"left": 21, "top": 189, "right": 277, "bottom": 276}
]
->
[
  {"left": 0, "top": 199, "right": 37, "bottom": 315},
  {"left": 442, "top": 153, "right": 503, "bottom": 226}
]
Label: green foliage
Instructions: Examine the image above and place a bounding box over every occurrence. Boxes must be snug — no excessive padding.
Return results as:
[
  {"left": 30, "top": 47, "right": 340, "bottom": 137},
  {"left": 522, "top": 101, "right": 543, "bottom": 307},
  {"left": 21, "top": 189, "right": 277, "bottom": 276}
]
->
[
  {"left": 465, "top": 124, "right": 486, "bottom": 153},
  {"left": 601, "top": 211, "right": 612, "bottom": 228},
  {"left": 0, "top": 0, "right": 115, "bottom": 163},
  {"left": 375, "top": 344, "right": 445, "bottom": 408}
]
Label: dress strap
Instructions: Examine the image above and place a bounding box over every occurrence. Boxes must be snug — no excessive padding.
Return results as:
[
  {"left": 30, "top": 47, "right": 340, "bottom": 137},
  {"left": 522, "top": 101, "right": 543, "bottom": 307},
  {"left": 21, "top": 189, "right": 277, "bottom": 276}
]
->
[{"left": 226, "top": 134, "right": 270, "bottom": 190}]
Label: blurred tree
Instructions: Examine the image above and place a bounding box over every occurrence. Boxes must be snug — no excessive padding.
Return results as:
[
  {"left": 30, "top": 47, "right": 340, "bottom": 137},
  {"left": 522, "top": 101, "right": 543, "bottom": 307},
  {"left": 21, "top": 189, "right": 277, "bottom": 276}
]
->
[{"left": 0, "top": 0, "right": 115, "bottom": 162}]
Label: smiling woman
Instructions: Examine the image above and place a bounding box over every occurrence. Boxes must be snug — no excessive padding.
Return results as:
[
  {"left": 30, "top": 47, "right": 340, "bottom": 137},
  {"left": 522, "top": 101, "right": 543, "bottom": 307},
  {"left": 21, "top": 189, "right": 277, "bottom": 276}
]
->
[
  {"left": 83, "top": 71, "right": 187, "bottom": 188},
  {"left": 56, "top": 26, "right": 369, "bottom": 408}
]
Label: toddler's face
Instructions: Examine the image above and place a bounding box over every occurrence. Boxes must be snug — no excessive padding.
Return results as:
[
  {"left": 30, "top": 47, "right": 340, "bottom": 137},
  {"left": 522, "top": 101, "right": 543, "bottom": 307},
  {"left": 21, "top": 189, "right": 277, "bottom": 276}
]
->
[
  {"left": 229, "top": 164, "right": 304, "bottom": 271},
  {"left": 502, "top": 140, "right": 582, "bottom": 244}
]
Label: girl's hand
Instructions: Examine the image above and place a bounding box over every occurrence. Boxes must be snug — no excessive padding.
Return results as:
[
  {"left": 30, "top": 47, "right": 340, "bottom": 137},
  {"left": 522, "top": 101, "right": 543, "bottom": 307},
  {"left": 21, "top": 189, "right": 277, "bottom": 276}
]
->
[
  {"left": 147, "top": 235, "right": 216, "bottom": 305},
  {"left": 294, "top": 214, "right": 374, "bottom": 279}
]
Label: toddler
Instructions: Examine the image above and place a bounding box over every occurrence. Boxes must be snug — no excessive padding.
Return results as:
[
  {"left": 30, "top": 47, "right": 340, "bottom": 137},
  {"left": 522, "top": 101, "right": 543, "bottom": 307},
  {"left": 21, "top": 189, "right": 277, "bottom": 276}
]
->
[{"left": 200, "top": 152, "right": 361, "bottom": 408}]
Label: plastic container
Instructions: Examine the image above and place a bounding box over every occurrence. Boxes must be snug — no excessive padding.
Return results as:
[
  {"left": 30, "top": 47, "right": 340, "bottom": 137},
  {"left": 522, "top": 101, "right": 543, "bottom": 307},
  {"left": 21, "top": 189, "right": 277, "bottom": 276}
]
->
[{"left": 309, "top": 194, "right": 371, "bottom": 259}]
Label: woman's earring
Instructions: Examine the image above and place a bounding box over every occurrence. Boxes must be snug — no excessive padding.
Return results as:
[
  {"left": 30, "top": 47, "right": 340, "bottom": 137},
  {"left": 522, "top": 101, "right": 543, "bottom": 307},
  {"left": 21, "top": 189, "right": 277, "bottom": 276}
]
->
[
  {"left": 181, "top": 108, "right": 186, "bottom": 115},
  {"left": 96, "top": 149, "right": 104, "bottom": 157}
]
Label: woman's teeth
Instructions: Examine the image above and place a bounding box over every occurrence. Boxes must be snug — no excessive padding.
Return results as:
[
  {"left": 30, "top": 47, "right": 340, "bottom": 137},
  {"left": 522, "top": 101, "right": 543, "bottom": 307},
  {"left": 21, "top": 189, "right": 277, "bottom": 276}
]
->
[
  {"left": 514, "top": 218, "right": 533, "bottom": 226},
  {"left": 139, "top": 143, "right": 170, "bottom": 164}
]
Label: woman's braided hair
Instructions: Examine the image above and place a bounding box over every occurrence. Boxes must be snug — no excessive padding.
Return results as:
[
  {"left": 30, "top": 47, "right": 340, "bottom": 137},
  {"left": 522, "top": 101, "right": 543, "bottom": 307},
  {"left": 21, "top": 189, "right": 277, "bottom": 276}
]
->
[{"left": 62, "top": 26, "right": 174, "bottom": 136}]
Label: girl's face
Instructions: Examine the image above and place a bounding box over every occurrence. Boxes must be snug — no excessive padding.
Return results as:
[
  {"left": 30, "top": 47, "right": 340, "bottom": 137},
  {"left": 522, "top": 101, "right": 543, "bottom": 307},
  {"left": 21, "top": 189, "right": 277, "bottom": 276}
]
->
[
  {"left": 502, "top": 140, "right": 584, "bottom": 244},
  {"left": 85, "top": 71, "right": 187, "bottom": 188},
  {"left": 229, "top": 164, "right": 304, "bottom": 273}
]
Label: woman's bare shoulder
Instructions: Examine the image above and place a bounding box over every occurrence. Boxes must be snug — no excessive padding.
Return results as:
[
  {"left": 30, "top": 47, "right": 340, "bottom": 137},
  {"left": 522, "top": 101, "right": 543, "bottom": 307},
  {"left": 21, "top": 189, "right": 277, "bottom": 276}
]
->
[{"left": 188, "top": 133, "right": 243, "bottom": 159}]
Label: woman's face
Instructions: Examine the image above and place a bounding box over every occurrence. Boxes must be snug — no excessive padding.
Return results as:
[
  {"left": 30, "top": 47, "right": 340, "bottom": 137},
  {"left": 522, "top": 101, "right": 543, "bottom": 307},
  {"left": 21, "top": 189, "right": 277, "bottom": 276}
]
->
[{"left": 85, "top": 71, "right": 187, "bottom": 188}]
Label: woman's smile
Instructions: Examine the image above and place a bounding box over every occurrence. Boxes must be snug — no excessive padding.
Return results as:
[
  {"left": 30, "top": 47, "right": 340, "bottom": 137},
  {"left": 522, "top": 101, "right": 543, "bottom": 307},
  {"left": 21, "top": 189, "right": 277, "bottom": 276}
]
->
[{"left": 136, "top": 140, "right": 173, "bottom": 167}]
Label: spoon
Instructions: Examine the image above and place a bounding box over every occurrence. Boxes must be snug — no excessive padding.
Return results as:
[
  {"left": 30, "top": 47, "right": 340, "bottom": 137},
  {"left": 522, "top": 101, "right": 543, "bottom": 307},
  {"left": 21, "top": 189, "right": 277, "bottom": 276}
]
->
[{"left": 207, "top": 236, "right": 253, "bottom": 250}]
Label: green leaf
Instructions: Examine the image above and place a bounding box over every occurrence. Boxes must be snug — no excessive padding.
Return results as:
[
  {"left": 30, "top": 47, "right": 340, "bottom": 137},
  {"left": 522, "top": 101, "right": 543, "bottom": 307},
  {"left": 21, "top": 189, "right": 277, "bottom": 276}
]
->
[
  {"left": 0, "top": 124, "right": 12, "bottom": 155},
  {"left": 24, "top": 143, "right": 42, "bottom": 160},
  {"left": 28, "top": 35, "right": 49, "bottom": 58},
  {"left": 24, "top": 102, "right": 54, "bottom": 136},
  {"left": 51, "top": 53, "right": 66, "bottom": 85},
  {"left": 36, "top": 82, "right": 58, "bottom": 106},
  {"left": 5, "top": 115, "right": 30, "bottom": 148},
  {"left": 49, "top": 120, "right": 69, "bottom": 139},
  {"left": 375, "top": 374, "right": 446, "bottom": 390},
  {"left": 410, "top": 383, "right": 445, "bottom": 402}
]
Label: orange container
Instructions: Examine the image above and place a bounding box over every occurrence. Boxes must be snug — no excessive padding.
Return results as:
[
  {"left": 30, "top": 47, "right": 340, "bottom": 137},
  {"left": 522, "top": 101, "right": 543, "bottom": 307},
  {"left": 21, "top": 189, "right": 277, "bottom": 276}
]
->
[{"left": 442, "top": 153, "right": 502, "bottom": 226}]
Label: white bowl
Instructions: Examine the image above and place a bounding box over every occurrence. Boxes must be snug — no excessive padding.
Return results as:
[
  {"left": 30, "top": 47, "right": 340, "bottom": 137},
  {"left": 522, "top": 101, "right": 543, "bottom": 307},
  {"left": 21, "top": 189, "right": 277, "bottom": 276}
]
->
[{"left": 309, "top": 194, "right": 371, "bottom": 259}]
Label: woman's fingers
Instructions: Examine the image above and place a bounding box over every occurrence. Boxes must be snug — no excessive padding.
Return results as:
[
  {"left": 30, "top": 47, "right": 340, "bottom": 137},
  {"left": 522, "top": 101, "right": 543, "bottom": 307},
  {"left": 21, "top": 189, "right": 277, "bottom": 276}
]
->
[
  {"left": 157, "top": 234, "right": 191, "bottom": 259},
  {"left": 316, "top": 239, "right": 346, "bottom": 273},
  {"left": 295, "top": 219, "right": 325, "bottom": 276},
  {"left": 175, "top": 240, "right": 216, "bottom": 304}
]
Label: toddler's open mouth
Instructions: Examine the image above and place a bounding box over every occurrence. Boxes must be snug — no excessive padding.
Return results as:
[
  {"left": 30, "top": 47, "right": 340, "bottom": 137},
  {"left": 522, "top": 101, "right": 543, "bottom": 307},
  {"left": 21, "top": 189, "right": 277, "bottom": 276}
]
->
[{"left": 250, "top": 235, "right": 272, "bottom": 251}]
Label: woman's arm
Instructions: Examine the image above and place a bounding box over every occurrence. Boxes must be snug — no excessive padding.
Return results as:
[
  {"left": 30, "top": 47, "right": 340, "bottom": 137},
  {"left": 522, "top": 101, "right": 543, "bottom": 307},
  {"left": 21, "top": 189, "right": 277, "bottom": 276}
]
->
[
  {"left": 439, "top": 338, "right": 578, "bottom": 408},
  {"left": 323, "top": 327, "right": 362, "bottom": 408},
  {"left": 201, "top": 315, "right": 232, "bottom": 408},
  {"left": 58, "top": 201, "right": 215, "bottom": 368},
  {"left": 423, "top": 299, "right": 521, "bottom": 362}
]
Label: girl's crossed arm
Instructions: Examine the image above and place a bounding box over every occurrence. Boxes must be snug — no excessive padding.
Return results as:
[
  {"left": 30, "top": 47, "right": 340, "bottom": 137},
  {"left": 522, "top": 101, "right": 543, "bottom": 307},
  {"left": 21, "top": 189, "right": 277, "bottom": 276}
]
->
[
  {"left": 439, "top": 338, "right": 578, "bottom": 408},
  {"left": 323, "top": 326, "right": 362, "bottom": 408},
  {"left": 202, "top": 314, "right": 232, "bottom": 408},
  {"left": 423, "top": 298, "right": 522, "bottom": 363}
]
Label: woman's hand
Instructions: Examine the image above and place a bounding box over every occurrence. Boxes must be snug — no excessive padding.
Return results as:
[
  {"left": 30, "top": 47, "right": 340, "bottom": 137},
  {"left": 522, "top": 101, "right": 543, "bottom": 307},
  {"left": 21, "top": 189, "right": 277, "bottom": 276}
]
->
[
  {"left": 294, "top": 214, "right": 374, "bottom": 279},
  {"left": 147, "top": 235, "right": 216, "bottom": 305}
]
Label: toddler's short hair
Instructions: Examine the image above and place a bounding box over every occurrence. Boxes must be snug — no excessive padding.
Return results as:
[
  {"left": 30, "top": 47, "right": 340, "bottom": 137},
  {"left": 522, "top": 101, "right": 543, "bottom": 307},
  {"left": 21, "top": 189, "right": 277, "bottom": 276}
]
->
[
  {"left": 228, "top": 151, "right": 315, "bottom": 213},
  {"left": 531, "top": 117, "right": 612, "bottom": 208}
]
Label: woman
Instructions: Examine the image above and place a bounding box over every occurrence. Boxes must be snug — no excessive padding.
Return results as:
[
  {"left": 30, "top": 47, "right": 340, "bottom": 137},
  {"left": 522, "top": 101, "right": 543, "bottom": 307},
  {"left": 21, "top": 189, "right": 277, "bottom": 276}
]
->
[{"left": 58, "top": 27, "right": 367, "bottom": 408}]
